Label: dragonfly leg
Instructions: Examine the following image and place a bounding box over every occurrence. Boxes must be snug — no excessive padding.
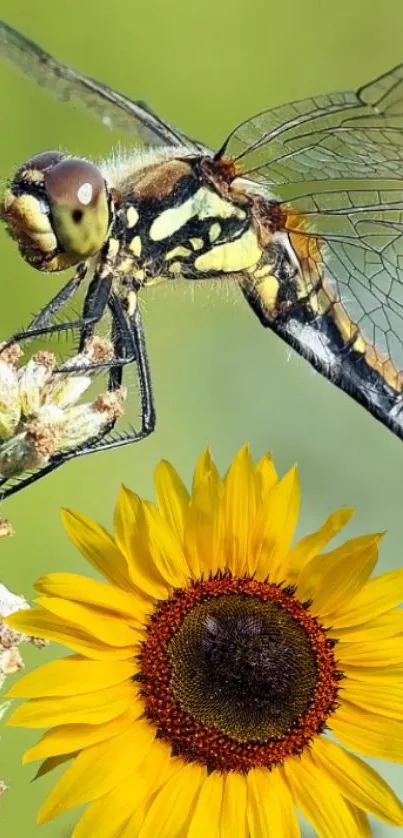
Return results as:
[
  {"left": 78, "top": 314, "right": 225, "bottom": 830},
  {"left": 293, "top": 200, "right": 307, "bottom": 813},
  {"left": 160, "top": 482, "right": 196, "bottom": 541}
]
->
[
  {"left": 0, "top": 297, "right": 155, "bottom": 499},
  {"left": 0, "top": 264, "right": 87, "bottom": 353}
]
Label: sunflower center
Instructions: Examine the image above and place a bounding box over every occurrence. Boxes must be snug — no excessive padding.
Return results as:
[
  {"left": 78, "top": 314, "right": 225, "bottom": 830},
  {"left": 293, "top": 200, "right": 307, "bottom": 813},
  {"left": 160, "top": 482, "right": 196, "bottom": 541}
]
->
[
  {"left": 169, "top": 594, "right": 317, "bottom": 741},
  {"left": 139, "top": 572, "right": 342, "bottom": 772}
]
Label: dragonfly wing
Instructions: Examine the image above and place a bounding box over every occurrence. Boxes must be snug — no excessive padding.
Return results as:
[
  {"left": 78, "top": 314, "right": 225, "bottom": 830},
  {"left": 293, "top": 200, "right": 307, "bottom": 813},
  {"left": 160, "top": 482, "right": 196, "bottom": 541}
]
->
[
  {"left": 0, "top": 20, "right": 202, "bottom": 150},
  {"left": 221, "top": 64, "right": 403, "bottom": 438},
  {"left": 221, "top": 65, "right": 403, "bottom": 188},
  {"left": 239, "top": 180, "right": 403, "bottom": 438}
]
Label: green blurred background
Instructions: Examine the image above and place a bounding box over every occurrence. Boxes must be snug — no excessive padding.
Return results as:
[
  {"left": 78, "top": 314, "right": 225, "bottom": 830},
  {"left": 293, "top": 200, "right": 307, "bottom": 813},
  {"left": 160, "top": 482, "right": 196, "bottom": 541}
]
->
[{"left": 1, "top": 0, "right": 403, "bottom": 834}]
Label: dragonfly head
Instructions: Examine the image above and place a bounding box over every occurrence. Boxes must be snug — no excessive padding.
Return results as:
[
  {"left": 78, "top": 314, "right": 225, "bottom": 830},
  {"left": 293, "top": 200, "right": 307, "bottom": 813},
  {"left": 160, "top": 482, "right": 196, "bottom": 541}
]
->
[{"left": 1, "top": 152, "right": 112, "bottom": 271}]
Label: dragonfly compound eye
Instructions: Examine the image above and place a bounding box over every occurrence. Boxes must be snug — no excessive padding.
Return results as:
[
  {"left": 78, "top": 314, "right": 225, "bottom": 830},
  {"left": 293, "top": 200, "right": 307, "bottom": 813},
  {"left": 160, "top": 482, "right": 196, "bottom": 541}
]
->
[
  {"left": 44, "top": 158, "right": 110, "bottom": 259},
  {"left": 1, "top": 154, "right": 110, "bottom": 271}
]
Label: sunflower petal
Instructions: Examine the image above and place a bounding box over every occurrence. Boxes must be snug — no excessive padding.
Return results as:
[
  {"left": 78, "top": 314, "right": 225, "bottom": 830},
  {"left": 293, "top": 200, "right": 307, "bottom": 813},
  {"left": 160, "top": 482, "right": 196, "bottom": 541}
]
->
[
  {"left": 62, "top": 509, "right": 131, "bottom": 590},
  {"left": 72, "top": 743, "right": 172, "bottom": 838},
  {"left": 192, "top": 448, "right": 220, "bottom": 490},
  {"left": 8, "top": 682, "right": 138, "bottom": 728},
  {"left": 349, "top": 805, "right": 371, "bottom": 837},
  {"left": 342, "top": 664, "right": 403, "bottom": 681},
  {"left": 285, "top": 752, "right": 363, "bottom": 837},
  {"left": 342, "top": 679, "right": 403, "bottom": 719},
  {"left": 23, "top": 711, "right": 135, "bottom": 763},
  {"left": 223, "top": 444, "right": 259, "bottom": 576},
  {"left": 72, "top": 779, "right": 142, "bottom": 838},
  {"left": 34, "top": 573, "right": 149, "bottom": 624},
  {"left": 138, "top": 762, "right": 206, "bottom": 838},
  {"left": 75, "top": 737, "right": 173, "bottom": 838},
  {"left": 154, "top": 460, "right": 190, "bottom": 543},
  {"left": 254, "top": 451, "right": 278, "bottom": 499},
  {"left": 311, "top": 736, "right": 403, "bottom": 825},
  {"left": 7, "top": 658, "right": 135, "bottom": 698},
  {"left": 35, "top": 597, "right": 139, "bottom": 647},
  {"left": 221, "top": 772, "right": 248, "bottom": 838},
  {"left": 188, "top": 771, "right": 224, "bottom": 838},
  {"left": 34, "top": 753, "right": 76, "bottom": 780},
  {"left": 330, "top": 608, "right": 403, "bottom": 642},
  {"left": 113, "top": 487, "right": 169, "bottom": 599},
  {"left": 332, "top": 701, "right": 403, "bottom": 761},
  {"left": 247, "top": 767, "right": 300, "bottom": 838},
  {"left": 113, "top": 484, "right": 140, "bottom": 560},
  {"left": 37, "top": 719, "right": 155, "bottom": 824},
  {"left": 141, "top": 500, "right": 190, "bottom": 586},
  {"left": 297, "top": 534, "right": 381, "bottom": 616},
  {"left": 4, "top": 609, "right": 136, "bottom": 660},
  {"left": 338, "top": 637, "right": 403, "bottom": 667},
  {"left": 286, "top": 508, "right": 355, "bottom": 578},
  {"left": 330, "top": 569, "right": 403, "bottom": 628},
  {"left": 249, "top": 465, "right": 300, "bottom": 581},
  {"left": 183, "top": 468, "right": 224, "bottom": 576}
]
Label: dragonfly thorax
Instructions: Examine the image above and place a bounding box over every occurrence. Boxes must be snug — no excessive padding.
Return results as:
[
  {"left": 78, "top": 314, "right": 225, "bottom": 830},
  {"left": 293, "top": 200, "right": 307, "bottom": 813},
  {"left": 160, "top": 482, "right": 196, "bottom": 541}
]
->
[{"left": 105, "top": 155, "right": 265, "bottom": 287}]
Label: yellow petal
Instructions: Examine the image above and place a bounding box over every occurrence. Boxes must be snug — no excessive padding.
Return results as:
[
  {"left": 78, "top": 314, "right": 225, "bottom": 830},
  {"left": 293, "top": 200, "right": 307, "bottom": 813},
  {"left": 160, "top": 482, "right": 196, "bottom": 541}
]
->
[
  {"left": 286, "top": 508, "right": 355, "bottom": 578},
  {"left": 188, "top": 771, "right": 224, "bottom": 838},
  {"left": 34, "top": 752, "right": 76, "bottom": 780},
  {"left": 23, "top": 711, "right": 135, "bottom": 763},
  {"left": 62, "top": 509, "right": 131, "bottom": 591},
  {"left": 247, "top": 767, "right": 300, "bottom": 838},
  {"left": 285, "top": 752, "right": 363, "bottom": 837},
  {"left": 192, "top": 448, "right": 220, "bottom": 491},
  {"left": 342, "top": 679, "right": 403, "bottom": 720},
  {"left": 330, "top": 608, "right": 403, "bottom": 642},
  {"left": 330, "top": 569, "right": 403, "bottom": 629},
  {"left": 121, "top": 806, "right": 148, "bottom": 837},
  {"left": 338, "top": 637, "right": 403, "bottom": 667},
  {"left": 35, "top": 597, "right": 140, "bottom": 647},
  {"left": 138, "top": 761, "right": 206, "bottom": 838},
  {"left": 8, "top": 682, "right": 138, "bottom": 728},
  {"left": 297, "top": 534, "right": 381, "bottom": 617},
  {"left": 7, "top": 658, "right": 135, "bottom": 698},
  {"left": 113, "top": 486, "right": 171, "bottom": 599},
  {"left": 113, "top": 483, "right": 140, "bottom": 562},
  {"left": 154, "top": 460, "right": 190, "bottom": 543},
  {"left": 254, "top": 451, "right": 278, "bottom": 500},
  {"left": 248, "top": 465, "right": 300, "bottom": 581},
  {"left": 350, "top": 806, "right": 371, "bottom": 837},
  {"left": 141, "top": 500, "right": 190, "bottom": 586},
  {"left": 37, "top": 719, "right": 155, "bottom": 824},
  {"left": 331, "top": 701, "right": 403, "bottom": 761},
  {"left": 34, "top": 573, "right": 149, "bottom": 625},
  {"left": 72, "top": 779, "right": 143, "bottom": 838},
  {"left": 223, "top": 444, "right": 259, "bottom": 576},
  {"left": 183, "top": 468, "right": 224, "bottom": 577},
  {"left": 75, "top": 736, "right": 173, "bottom": 837},
  {"left": 220, "top": 772, "right": 248, "bottom": 838},
  {"left": 311, "top": 736, "right": 403, "bottom": 825},
  {"left": 5, "top": 609, "right": 137, "bottom": 660},
  {"left": 342, "top": 664, "right": 403, "bottom": 682}
]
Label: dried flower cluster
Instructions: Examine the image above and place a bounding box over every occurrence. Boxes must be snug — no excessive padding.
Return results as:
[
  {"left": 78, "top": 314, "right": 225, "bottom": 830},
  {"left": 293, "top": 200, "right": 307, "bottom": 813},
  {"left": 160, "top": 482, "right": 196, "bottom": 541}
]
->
[{"left": 0, "top": 338, "right": 125, "bottom": 479}]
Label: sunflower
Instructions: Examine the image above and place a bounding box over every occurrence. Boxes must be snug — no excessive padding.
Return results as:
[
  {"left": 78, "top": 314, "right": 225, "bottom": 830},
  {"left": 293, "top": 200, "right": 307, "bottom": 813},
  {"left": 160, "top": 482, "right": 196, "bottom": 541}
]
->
[{"left": 5, "top": 446, "right": 403, "bottom": 836}]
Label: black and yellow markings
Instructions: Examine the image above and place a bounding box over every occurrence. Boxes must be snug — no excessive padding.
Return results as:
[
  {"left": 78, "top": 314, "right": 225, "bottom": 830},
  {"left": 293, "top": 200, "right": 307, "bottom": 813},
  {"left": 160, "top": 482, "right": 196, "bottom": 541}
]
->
[
  {"left": 113, "top": 163, "right": 259, "bottom": 283},
  {"left": 126, "top": 206, "right": 139, "bottom": 228},
  {"left": 128, "top": 236, "right": 142, "bottom": 257},
  {"left": 103, "top": 164, "right": 403, "bottom": 412}
]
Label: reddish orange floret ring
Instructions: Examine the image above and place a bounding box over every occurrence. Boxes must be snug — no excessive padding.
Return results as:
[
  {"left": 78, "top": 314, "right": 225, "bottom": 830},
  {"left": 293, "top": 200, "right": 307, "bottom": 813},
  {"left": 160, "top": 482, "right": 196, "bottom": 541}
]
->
[{"left": 138, "top": 571, "right": 342, "bottom": 773}]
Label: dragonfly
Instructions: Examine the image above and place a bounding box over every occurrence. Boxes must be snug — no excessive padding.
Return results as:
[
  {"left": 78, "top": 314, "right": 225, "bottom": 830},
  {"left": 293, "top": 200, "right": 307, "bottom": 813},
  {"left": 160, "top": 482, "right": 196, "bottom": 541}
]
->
[{"left": 1, "top": 19, "right": 403, "bottom": 498}]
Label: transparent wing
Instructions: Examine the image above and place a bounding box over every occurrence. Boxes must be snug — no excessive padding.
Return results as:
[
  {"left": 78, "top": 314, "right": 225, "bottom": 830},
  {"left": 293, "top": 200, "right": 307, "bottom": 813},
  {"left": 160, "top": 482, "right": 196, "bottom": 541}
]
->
[
  {"left": 0, "top": 20, "right": 200, "bottom": 150},
  {"left": 221, "top": 65, "right": 403, "bottom": 186},
  {"left": 224, "top": 65, "right": 403, "bottom": 435},
  {"left": 284, "top": 185, "right": 403, "bottom": 372},
  {"left": 237, "top": 178, "right": 403, "bottom": 438}
]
